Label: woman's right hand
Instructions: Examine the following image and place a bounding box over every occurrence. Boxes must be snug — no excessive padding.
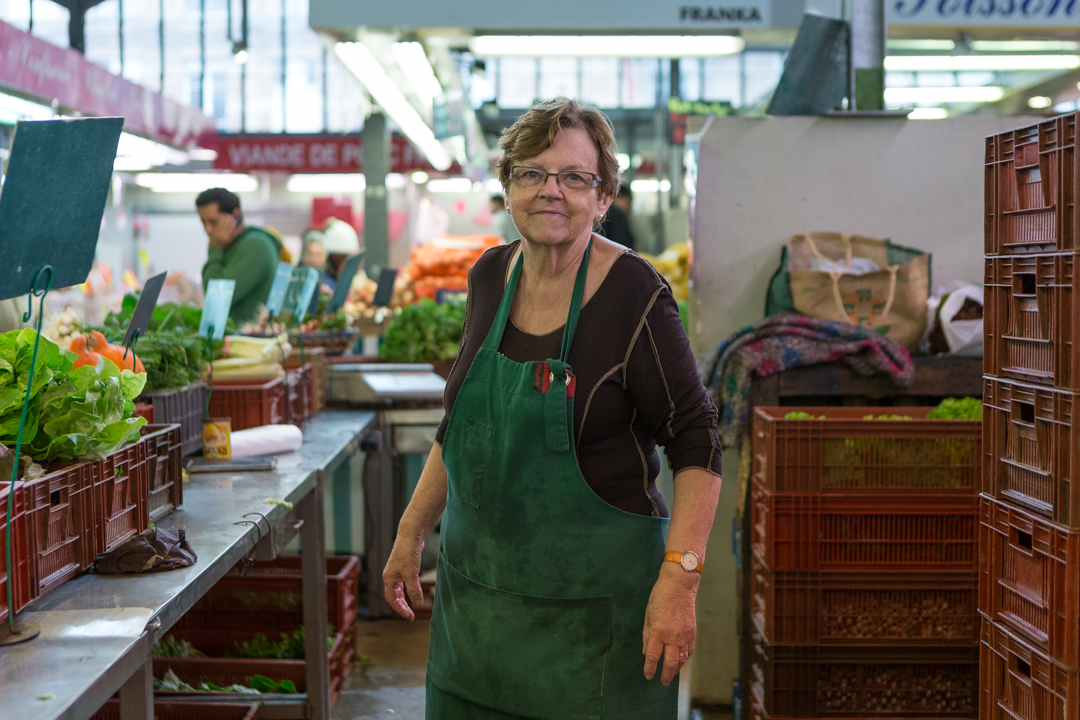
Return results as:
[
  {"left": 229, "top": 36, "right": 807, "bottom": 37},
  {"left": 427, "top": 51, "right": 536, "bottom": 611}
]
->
[{"left": 383, "top": 530, "right": 426, "bottom": 620}]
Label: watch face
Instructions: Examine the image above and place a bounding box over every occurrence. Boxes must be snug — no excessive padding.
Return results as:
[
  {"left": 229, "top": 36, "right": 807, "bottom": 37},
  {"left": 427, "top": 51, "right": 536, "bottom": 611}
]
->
[{"left": 680, "top": 553, "right": 699, "bottom": 571}]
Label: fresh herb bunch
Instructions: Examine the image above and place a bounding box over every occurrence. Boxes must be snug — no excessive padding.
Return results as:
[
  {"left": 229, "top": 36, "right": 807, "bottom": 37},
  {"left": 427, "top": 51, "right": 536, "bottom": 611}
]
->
[
  {"left": 785, "top": 411, "right": 825, "bottom": 420},
  {"left": 928, "top": 397, "right": 983, "bottom": 420},
  {"left": 226, "top": 626, "right": 335, "bottom": 660},
  {"left": 380, "top": 298, "right": 466, "bottom": 363},
  {"left": 152, "top": 636, "right": 205, "bottom": 658}
]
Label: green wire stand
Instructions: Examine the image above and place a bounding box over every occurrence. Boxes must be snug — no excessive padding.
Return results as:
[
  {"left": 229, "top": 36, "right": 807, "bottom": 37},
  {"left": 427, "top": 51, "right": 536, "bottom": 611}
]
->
[
  {"left": 203, "top": 325, "right": 215, "bottom": 421},
  {"left": 1, "top": 265, "right": 53, "bottom": 646}
]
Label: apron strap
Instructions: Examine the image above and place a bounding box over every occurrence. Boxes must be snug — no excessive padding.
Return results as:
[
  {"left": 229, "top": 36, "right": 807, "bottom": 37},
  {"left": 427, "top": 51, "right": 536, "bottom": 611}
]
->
[{"left": 560, "top": 240, "right": 592, "bottom": 362}]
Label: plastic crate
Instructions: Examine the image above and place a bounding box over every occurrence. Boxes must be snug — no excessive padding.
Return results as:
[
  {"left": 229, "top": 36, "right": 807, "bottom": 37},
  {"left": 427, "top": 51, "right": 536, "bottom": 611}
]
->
[
  {"left": 92, "top": 701, "right": 259, "bottom": 720},
  {"left": 23, "top": 462, "right": 95, "bottom": 597},
  {"left": 287, "top": 346, "right": 325, "bottom": 414},
  {"left": 140, "top": 424, "right": 183, "bottom": 523},
  {"left": 750, "top": 552, "right": 978, "bottom": 646},
  {"left": 750, "top": 625, "right": 979, "bottom": 717},
  {"left": 751, "top": 479, "right": 979, "bottom": 572},
  {"left": 285, "top": 366, "right": 311, "bottom": 426},
  {"left": 980, "top": 618, "right": 1079, "bottom": 720},
  {"left": 753, "top": 407, "right": 982, "bottom": 494},
  {"left": 90, "top": 441, "right": 150, "bottom": 556},
  {"left": 207, "top": 377, "right": 286, "bottom": 431},
  {"left": 141, "top": 382, "right": 208, "bottom": 457},
  {"left": 985, "top": 112, "right": 1078, "bottom": 255},
  {"left": 0, "top": 482, "right": 34, "bottom": 625},
  {"left": 984, "top": 254, "right": 1080, "bottom": 393},
  {"left": 983, "top": 377, "right": 1080, "bottom": 529},
  {"left": 172, "top": 555, "right": 360, "bottom": 634},
  {"left": 979, "top": 495, "right": 1080, "bottom": 670}
]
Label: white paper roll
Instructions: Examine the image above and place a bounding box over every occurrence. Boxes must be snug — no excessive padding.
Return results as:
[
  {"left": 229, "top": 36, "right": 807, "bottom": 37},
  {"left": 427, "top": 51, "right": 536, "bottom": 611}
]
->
[{"left": 229, "top": 424, "right": 304, "bottom": 458}]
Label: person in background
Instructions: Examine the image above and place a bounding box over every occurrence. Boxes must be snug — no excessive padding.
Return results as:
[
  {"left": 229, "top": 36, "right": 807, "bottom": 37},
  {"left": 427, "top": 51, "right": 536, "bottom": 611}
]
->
[
  {"left": 197, "top": 187, "right": 283, "bottom": 325},
  {"left": 301, "top": 229, "right": 334, "bottom": 290},
  {"left": 490, "top": 193, "right": 518, "bottom": 243},
  {"left": 600, "top": 183, "right": 636, "bottom": 251},
  {"left": 321, "top": 217, "right": 362, "bottom": 282}
]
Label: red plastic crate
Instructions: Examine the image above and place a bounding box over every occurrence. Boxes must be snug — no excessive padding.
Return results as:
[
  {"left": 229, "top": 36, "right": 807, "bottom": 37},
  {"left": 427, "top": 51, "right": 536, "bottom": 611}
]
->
[
  {"left": 285, "top": 365, "right": 311, "bottom": 426},
  {"left": 287, "top": 347, "right": 325, "bottom": 414},
  {"left": 750, "top": 552, "right": 978, "bottom": 646},
  {"left": 980, "top": 618, "right": 1079, "bottom": 720},
  {"left": 751, "top": 479, "right": 980, "bottom": 572},
  {"left": 749, "top": 625, "right": 979, "bottom": 718},
  {"left": 207, "top": 377, "right": 286, "bottom": 431},
  {"left": 983, "top": 377, "right": 1080, "bottom": 529},
  {"left": 140, "top": 424, "right": 183, "bottom": 523},
  {"left": 92, "top": 701, "right": 259, "bottom": 720},
  {"left": 90, "top": 441, "right": 150, "bottom": 556},
  {"left": 0, "top": 482, "right": 34, "bottom": 625},
  {"left": 172, "top": 555, "right": 360, "bottom": 634},
  {"left": 979, "top": 495, "right": 1080, "bottom": 670},
  {"left": 753, "top": 407, "right": 982, "bottom": 494},
  {"left": 985, "top": 113, "right": 1078, "bottom": 255},
  {"left": 24, "top": 462, "right": 95, "bottom": 597}
]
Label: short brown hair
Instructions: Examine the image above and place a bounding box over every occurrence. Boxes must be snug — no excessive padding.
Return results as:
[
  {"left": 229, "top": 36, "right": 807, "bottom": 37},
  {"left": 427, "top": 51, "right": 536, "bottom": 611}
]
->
[{"left": 497, "top": 97, "right": 620, "bottom": 199}]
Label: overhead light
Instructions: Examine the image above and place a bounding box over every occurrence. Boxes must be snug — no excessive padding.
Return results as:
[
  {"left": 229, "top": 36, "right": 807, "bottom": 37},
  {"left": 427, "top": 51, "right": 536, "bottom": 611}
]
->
[
  {"left": 616, "top": 153, "right": 631, "bottom": 172},
  {"left": 884, "top": 86, "right": 1005, "bottom": 104},
  {"left": 885, "top": 55, "right": 1080, "bottom": 71},
  {"left": 425, "top": 178, "right": 473, "bottom": 193},
  {"left": 411, "top": 171, "right": 429, "bottom": 184},
  {"left": 114, "top": 132, "right": 188, "bottom": 172},
  {"left": 1028, "top": 96, "right": 1053, "bottom": 109},
  {"left": 972, "top": 40, "right": 1080, "bottom": 52},
  {"left": 135, "top": 173, "right": 258, "bottom": 193},
  {"left": 391, "top": 42, "right": 444, "bottom": 108},
  {"left": 908, "top": 108, "right": 948, "bottom": 119},
  {"left": 630, "top": 179, "right": 672, "bottom": 193},
  {"left": 335, "top": 42, "right": 451, "bottom": 171},
  {"left": 485, "top": 178, "right": 503, "bottom": 193},
  {"left": 287, "top": 174, "right": 366, "bottom": 193},
  {"left": 469, "top": 35, "right": 745, "bottom": 58},
  {"left": 887, "top": 39, "right": 956, "bottom": 51},
  {"left": 233, "top": 41, "right": 249, "bottom": 65},
  {"left": 0, "top": 91, "right": 54, "bottom": 122},
  {"left": 386, "top": 173, "right": 407, "bottom": 189},
  {"left": 188, "top": 148, "right": 218, "bottom": 161}
]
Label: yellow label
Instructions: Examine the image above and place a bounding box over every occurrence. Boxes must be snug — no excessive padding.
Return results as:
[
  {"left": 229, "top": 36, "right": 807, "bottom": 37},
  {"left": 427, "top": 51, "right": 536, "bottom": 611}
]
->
[{"left": 203, "top": 419, "right": 232, "bottom": 459}]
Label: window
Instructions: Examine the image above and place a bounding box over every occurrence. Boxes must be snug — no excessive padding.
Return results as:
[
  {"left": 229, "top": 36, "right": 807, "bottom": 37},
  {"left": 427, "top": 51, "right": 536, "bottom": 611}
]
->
[
  {"left": 743, "top": 52, "right": 785, "bottom": 107},
  {"left": 498, "top": 57, "right": 538, "bottom": 108},
  {"left": 539, "top": 57, "right": 578, "bottom": 101},
  {"left": 579, "top": 58, "right": 618, "bottom": 108},
  {"left": 702, "top": 56, "right": 740, "bottom": 105},
  {"left": 621, "top": 59, "right": 658, "bottom": 108},
  {"left": 678, "top": 58, "right": 702, "bottom": 101}
]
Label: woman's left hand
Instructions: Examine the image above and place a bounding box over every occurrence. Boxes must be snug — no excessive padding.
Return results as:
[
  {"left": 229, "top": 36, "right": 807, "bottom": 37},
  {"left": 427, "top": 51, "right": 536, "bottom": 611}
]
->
[{"left": 642, "top": 563, "right": 699, "bottom": 686}]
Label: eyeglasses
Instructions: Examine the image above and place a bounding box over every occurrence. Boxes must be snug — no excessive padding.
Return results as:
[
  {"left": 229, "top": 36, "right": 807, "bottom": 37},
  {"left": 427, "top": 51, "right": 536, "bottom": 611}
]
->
[{"left": 509, "top": 166, "right": 602, "bottom": 191}]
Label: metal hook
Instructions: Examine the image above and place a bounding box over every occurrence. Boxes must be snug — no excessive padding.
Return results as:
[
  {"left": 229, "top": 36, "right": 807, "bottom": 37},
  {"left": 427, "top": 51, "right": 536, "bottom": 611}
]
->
[
  {"left": 123, "top": 327, "right": 140, "bottom": 362},
  {"left": 242, "top": 512, "right": 271, "bottom": 538},
  {"left": 22, "top": 265, "right": 54, "bottom": 323},
  {"left": 232, "top": 518, "right": 265, "bottom": 578}
]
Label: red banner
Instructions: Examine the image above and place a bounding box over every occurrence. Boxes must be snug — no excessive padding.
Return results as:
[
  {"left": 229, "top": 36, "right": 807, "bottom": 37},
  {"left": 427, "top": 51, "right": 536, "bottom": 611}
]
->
[
  {"left": 211, "top": 133, "right": 460, "bottom": 174},
  {"left": 0, "top": 20, "right": 215, "bottom": 148}
]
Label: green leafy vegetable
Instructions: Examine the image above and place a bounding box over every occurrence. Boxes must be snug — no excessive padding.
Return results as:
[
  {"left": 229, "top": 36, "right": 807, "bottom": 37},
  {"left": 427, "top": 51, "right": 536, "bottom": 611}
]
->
[
  {"left": 863, "top": 414, "right": 913, "bottom": 420},
  {"left": 928, "top": 397, "right": 983, "bottom": 420},
  {"left": 380, "top": 298, "right": 466, "bottom": 363},
  {"left": 250, "top": 675, "right": 298, "bottom": 694},
  {"left": 785, "top": 411, "right": 825, "bottom": 420},
  {"left": 153, "top": 636, "right": 205, "bottom": 658},
  {"left": 0, "top": 329, "right": 75, "bottom": 448},
  {"left": 153, "top": 669, "right": 260, "bottom": 695},
  {"left": 227, "top": 626, "right": 335, "bottom": 660}
]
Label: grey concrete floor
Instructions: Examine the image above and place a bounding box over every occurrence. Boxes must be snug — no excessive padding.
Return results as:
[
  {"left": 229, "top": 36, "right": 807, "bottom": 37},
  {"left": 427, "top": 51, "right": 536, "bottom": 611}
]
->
[{"left": 332, "top": 618, "right": 734, "bottom": 720}]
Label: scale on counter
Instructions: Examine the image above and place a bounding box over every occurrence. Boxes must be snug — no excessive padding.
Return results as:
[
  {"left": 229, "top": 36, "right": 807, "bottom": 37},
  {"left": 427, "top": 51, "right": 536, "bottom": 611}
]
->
[{"left": 327, "top": 363, "right": 446, "bottom": 404}]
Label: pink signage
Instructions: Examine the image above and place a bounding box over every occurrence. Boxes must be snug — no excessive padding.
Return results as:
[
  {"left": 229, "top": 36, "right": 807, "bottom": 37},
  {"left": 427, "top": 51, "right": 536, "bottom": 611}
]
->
[{"left": 0, "top": 20, "right": 215, "bottom": 148}]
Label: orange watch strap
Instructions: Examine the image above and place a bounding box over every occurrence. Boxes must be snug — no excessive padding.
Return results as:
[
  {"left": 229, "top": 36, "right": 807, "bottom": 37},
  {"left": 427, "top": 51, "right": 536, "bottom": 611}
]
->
[{"left": 664, "top": 552, "right": 703, "bottom": 573}]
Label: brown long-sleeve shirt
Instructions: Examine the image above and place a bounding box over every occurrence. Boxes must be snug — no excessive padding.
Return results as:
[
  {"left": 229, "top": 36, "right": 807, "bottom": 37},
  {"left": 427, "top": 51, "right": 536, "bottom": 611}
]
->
[{"left": 436, "top": 241, "right": 721, "bottom": 517}]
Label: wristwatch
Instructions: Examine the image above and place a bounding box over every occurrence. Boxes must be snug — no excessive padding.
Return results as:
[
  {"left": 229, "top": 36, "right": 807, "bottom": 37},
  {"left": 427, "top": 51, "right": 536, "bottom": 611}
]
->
[{"left": 664, "top": 551, "right": 702, "bottom": 574}]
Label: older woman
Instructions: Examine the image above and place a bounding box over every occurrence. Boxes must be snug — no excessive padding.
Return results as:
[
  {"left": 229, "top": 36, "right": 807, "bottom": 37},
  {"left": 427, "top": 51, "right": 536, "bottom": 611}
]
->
[{"left": 383, "top": 97, "right": 722, "bottom": 719}]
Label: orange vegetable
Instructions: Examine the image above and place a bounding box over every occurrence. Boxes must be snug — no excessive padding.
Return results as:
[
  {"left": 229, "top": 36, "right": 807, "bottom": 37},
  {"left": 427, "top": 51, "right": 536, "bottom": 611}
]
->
[
  {"left": 72, "top": 331, "right": 145, "bottom": 373},
  {"left": 69, "top": 334, "right": 101, "bottom": 370}
]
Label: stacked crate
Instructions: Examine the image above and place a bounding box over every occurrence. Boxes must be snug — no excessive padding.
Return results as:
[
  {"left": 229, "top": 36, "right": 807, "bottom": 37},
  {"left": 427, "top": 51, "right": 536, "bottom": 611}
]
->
[
  {"left": 748, "top": 406, "right": 983, "bottom": 720},
  {"left": 980, "top": 112, "right": 1080, "bottom": 720}
]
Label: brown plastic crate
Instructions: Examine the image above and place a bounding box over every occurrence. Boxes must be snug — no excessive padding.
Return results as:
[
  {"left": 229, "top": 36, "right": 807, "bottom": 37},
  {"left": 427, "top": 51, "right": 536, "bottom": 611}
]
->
[
  {"left": 751, "top": 479, "right": 980, "bottom": 572},
  {"left": 984, "top": 254, "right": 1080, "bottom": 393},
  {"left": 92, "top": 701, "right": 259, "bottom": 720},
  {"left": 141, "top": 382, "right": 208, "bottom": 457},
  {"left": 750, "top": 552, "right": 978, "bottom": 646},
  {"left": 979, "top": 495, "right": 1080, "bottom": 670},
  {"left": 0, "top": 482, "right": 34, "bottom": 625},
  {"left": 207, "top": 377, "right": 286, "bottom": 431},
  {"left": 749, "top": 625, "right": 978, "bottom": 717},
  {"left": 140, "top": 424, "right": 183, "bottom": 523},
  {"left": 172, "top": 555, "right": 360, "bottom": 634},
  {"left": 983, "top": 377, "right": 1080, "bottom": 529},
  {"left": 980, "top": 618, "right": 1079, "bottom": 720},
  {"left": 284, "top": 366, "right": 311, "bottom": 426},
  {"left": 753, "top": 407, "right": 981, "bottom": 494},
  {"left": 23, "top": 462, "right": 95, "bottom": 597},
  {"left": 90, "top": 441, "right": 150, "bottom": 556},
  {"left": 985, "top": 113, "right": 1078, "bottom": 255},
  {"left": 287, "top": 346, "right": 325, "bottom": 414}
]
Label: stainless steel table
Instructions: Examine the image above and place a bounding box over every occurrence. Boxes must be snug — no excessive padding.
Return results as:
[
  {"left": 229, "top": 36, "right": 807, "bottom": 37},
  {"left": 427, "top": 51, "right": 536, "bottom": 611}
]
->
[{"left": 0, "top": 410, "right": 375, "bottom": 720}]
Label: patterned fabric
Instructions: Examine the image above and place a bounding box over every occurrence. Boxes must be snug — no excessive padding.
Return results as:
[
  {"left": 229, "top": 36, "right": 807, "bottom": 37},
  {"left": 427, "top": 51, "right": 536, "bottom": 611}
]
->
[{"left": 701, "top": 313, "right": 915, "bottom": 447}]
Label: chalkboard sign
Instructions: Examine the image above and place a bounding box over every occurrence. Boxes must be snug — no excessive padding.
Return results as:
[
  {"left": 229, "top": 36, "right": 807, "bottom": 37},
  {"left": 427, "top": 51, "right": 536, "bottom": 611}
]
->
[
  {"left": 280, "top": 267, "right": 320, "bottom": 318},
  {"left": 326, "top": 251, "right": 366, "bottom": 314},
  {"left": 200, "top": 279, "right": 235, "bottom": 339},
  {"left": 122, "top": 271, "right": 167, "bottom": 346},
  {"left": 265, "top": 262, "right": 294, "bottom": 317}
]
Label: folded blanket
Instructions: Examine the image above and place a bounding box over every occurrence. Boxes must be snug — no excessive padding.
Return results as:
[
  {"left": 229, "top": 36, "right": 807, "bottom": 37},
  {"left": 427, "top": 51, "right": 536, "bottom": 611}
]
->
[{"left": 701, "top": 313, "right": 915, "bottom": 447}]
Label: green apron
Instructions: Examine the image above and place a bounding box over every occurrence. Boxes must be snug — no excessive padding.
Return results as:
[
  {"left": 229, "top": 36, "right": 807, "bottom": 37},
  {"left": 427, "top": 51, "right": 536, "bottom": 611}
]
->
[{"left": 428, "top": 240, "right": 677, "bottom": 720}]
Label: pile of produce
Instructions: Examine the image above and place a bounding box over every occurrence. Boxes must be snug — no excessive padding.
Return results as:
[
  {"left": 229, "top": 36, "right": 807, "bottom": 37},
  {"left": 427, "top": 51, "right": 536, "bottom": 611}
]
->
[
  {"left": 226, "top": 626, "right": 334, "bottom": 660},
  {"left": 380, "top": 298, "right": 466, "bottom": 363},
  {"left": 639, "top": 243, "right": 689, "bottom": 302},
  {"left": 208, "top": 335, "right": 290, "bottom": 382},
  {"left": 928, "top": 396, "right": 982, "bottom": 420},
  {"left": 154, "top": 669, "right": 296, "bottom": 695}
]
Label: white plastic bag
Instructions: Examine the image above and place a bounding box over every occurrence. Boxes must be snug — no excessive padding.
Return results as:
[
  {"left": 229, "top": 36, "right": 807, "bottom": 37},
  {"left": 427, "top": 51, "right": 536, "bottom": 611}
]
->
[{"left": 919, "top": 282, "right": 983, "bottom": 356}]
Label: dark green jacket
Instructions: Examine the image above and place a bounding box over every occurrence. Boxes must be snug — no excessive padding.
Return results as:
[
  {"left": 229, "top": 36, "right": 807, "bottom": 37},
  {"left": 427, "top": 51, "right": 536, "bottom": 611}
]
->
[{"left": 201, "top": 226, "right": 282, "bottom": 325}]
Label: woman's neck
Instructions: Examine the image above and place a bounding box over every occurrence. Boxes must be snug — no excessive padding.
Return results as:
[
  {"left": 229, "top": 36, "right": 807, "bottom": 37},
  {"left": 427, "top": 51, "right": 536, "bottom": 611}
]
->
[{"left": 519, "top": 232, "right": 592, "bottom": 283}]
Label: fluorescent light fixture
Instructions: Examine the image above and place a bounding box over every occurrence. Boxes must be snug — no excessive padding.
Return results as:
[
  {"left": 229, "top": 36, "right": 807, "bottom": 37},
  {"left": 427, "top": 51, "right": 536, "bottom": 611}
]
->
[
  {"left": 469, "top": 35, "right": 745, "bottom": 58},
  {"left": 486, "top": 178, "right": 503, "bottom": 193},
  {"left": 887, "top": 39, "right": 956, "bottom": 51},
  {"left": 885, "top": 55, "right": 1080, "bottom": 72},
  {"left": 972, "top": 40, "right": 1080, "bottom": 52},
  {"left": 616, "top": 153, "right": 631, "bottom": 172},
  {"left": 630, "top": 179, "right": 672, "bottom": 193},
  {"left": 1028, "top": 96, "right": 1053, "bottom": 109},
  {"left": 411, "top": 170, "right": 429, "bottom": 184},
  {"left": 0, "top": 91, "right": 54, "bottom": 122},
  {"left": 135, "top": 173, "right": 258, "bottom": 193},
  {"left": 391, "top": 42, "right": 444, "bottom": 108},
  {"left": 908, "top": 108, "right": 948, "bottom": 119},
  {"left": 1055, "top": 100, "right": 1080, "bottom": 112},
  {"left": 114, "top": 132, "right": 188, "bottom": 172},
  {"left": 335, "top": 42, "right": 452, "bottom": 171},
  {"left": 426, "top": 178, "right": 473, "bottom": 193},
  {"left": 287, "top": 174, "right": 366, "bottom": 193},
  {"left": 189, "top": 148, "right": 219, "bottom": 161},
  {"left": 234, "top": 49, "right": 249, "bottom": 65},
  {"left": 884, "top": 86, "right": 1005, "bottom": 104},
  {"left": 386, "top": 173, "right": 407, "bottom": 190}
]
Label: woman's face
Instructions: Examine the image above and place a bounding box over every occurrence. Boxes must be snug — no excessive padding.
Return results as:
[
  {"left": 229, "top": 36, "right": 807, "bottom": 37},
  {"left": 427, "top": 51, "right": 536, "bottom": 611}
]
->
[
  {"left": 507, "top": 127, "right": 613, "bottom": 249},
  {"left": 303, "top": 241, "right": 327, "bottom": 269}
]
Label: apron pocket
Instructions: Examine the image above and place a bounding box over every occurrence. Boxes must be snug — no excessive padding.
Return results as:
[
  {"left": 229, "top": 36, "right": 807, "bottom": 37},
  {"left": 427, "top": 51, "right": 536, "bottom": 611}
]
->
[
  {"left": 429, "top": 555, "right": 611, "bottom": 720},
  {"left": 454, "top": 418, "right": 492, "bottom": 508}
]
